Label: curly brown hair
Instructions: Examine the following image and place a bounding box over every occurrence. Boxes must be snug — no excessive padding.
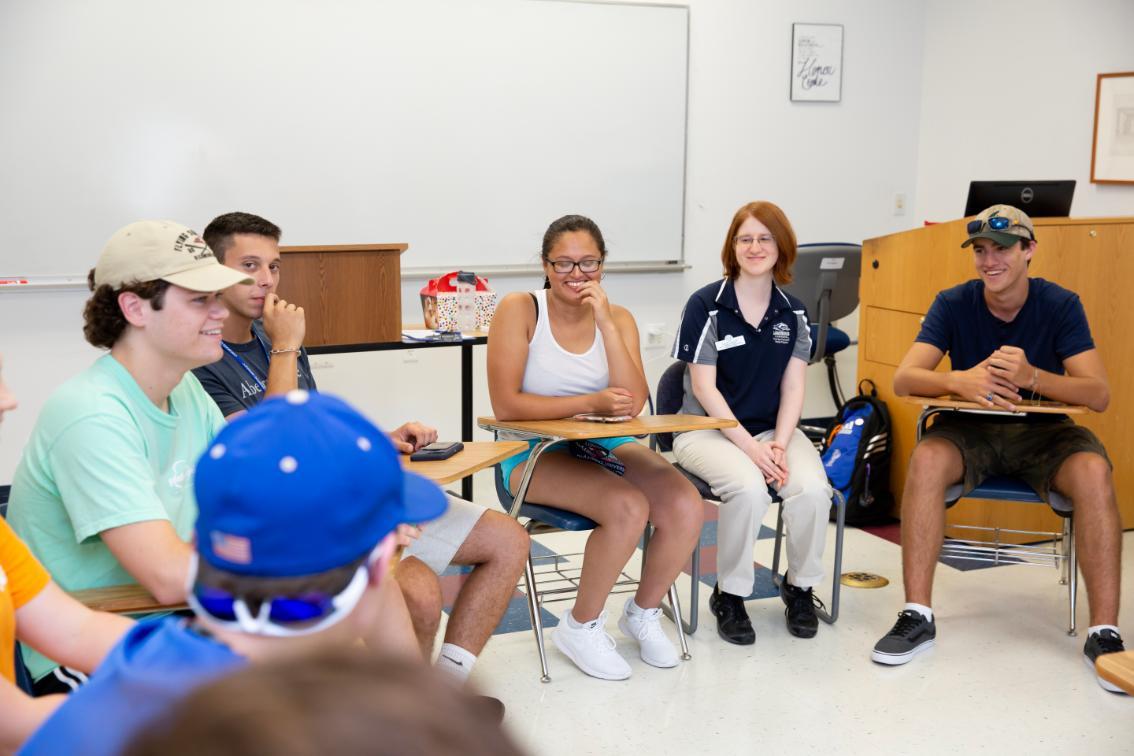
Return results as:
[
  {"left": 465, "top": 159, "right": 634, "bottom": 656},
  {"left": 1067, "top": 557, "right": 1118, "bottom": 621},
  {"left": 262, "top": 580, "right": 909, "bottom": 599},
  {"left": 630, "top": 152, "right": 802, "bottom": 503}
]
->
[{"left": 82, "top": 269, "right": 171, "bottom": 349}]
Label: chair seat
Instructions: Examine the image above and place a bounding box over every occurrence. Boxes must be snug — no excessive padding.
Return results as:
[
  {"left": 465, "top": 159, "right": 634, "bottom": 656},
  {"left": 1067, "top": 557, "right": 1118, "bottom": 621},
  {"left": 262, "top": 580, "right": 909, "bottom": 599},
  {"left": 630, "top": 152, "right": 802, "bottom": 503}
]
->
[
  {"left": 518, "top": 502, "right": 597, "bottom": 531},
  {"left": 809, "top": 324, "right": 850, "bottom": 359},
  {"left": 676, "top": 465, "right": 715, "bottom": 500},
  {"left": 945, "top": 476, "right": 1069, "bottom": 511}
]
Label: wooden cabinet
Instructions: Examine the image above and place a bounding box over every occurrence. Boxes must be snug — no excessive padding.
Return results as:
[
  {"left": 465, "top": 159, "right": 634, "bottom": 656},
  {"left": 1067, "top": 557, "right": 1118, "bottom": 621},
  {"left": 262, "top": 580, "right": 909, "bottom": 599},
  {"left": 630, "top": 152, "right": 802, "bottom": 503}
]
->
[
  {"left": 858, "top": 216, "right": 1134, "bottom": 536},
  {"left": 276, "top": 243, "right": 407, "bottom": 346}
]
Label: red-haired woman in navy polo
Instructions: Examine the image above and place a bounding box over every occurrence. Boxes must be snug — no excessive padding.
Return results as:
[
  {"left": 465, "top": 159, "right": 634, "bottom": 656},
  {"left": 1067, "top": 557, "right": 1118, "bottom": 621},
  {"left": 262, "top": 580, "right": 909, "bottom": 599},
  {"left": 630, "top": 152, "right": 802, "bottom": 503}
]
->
[{"left": 671, "top": 201, "right": 831, "bottom": 646}]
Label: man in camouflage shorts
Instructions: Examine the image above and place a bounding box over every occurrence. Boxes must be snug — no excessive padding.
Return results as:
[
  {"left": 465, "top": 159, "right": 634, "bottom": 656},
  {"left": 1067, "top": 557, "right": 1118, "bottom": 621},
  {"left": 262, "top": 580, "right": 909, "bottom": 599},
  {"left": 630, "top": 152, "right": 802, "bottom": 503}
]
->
[{"left": 870, "top": 204, "right": 1125, "bottom": 692}]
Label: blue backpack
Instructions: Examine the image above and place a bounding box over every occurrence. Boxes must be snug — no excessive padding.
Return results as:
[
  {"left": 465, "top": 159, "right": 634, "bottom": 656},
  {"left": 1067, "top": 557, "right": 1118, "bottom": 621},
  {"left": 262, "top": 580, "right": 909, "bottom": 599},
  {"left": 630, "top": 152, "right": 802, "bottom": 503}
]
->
[{"left": 821, "top": 380, "right": 893, "bottom": 525}]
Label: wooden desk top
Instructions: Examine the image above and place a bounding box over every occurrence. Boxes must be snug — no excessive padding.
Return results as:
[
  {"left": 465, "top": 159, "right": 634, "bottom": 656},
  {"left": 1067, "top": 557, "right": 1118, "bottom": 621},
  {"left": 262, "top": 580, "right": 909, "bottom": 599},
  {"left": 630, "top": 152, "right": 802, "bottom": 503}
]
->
[
  {"left": 70, "top": 584, "right": 187, "bottom": 615},
  {"left": 1097, "top": 651, "right": 1134, "bottom": 695},
  {"left": 477, "top": 414, "right": 737, "bottom": 441},
  {"left": 401, "top": 441, "right": 527, "bottom": 484},
  {"left": 903, "top": 396, "right": 1088, "bottom": 415}
]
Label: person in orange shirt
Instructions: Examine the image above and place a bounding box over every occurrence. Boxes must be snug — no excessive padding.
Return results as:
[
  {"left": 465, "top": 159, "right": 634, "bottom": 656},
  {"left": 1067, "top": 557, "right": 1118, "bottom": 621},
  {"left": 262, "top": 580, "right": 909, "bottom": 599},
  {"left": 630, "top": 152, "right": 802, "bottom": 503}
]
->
[{"left": 0, "top": 354, "right": 132, "bottom": 750}]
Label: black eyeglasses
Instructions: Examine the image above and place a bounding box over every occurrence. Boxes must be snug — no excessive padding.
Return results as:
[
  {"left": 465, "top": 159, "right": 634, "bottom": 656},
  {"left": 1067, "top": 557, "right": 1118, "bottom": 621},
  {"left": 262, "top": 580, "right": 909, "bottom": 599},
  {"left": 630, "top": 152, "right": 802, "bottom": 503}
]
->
[
  {"left": 967, "top": 216, "right": 1032, "bottom": 239},
  {"left": 547, "top": 258, "right": 602, "bottom": 274}
]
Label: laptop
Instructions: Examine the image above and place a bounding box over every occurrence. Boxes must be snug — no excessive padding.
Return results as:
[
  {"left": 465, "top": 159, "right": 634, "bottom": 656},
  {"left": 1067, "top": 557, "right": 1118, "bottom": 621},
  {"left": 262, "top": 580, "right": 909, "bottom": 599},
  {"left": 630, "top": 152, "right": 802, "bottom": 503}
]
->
[{"left": 964, "top": 180, "right": 1075, "bottom": 217}]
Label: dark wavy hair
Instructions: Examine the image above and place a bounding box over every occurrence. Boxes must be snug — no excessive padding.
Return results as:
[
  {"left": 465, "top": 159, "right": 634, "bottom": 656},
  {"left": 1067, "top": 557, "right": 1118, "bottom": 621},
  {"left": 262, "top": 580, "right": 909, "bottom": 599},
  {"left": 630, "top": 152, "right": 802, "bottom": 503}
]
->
[
  {"left": 82, "top": 270, "right": 171, "bottom": 349},
  {"left": 539, "top": 214, "right": 607, "bottom": 289},
  {"left": 203, "top": 212, "right": 282, "bottom": 263}
]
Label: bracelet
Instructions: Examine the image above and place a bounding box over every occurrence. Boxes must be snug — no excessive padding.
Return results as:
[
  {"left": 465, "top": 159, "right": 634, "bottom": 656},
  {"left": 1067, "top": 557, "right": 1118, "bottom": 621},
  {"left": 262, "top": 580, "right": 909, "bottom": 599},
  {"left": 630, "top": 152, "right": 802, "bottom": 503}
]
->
[{"left": 270, "top": 347, "right": 302, "bottom": 355}]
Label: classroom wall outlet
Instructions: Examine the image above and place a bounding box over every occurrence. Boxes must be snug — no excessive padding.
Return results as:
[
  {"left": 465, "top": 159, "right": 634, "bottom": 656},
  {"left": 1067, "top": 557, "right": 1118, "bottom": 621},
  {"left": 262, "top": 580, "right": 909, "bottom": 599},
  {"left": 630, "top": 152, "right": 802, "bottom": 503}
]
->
[
  {"left": 402, "top": 349, "right": 418, "bottom": 364},
  {"left": 893, "top": 193, "right": 907, "bottom": 216},
  {"left": 646, "top": 323, "right": 668, "bottom": 347}
]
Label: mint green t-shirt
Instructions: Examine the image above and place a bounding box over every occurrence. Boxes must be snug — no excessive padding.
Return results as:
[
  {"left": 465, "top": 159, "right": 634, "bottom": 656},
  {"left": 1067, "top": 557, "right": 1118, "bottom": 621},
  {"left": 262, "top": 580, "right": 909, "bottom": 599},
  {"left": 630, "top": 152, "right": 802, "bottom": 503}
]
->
[{"left": 8, "top": 354, "right": 224, "bottom": 679}]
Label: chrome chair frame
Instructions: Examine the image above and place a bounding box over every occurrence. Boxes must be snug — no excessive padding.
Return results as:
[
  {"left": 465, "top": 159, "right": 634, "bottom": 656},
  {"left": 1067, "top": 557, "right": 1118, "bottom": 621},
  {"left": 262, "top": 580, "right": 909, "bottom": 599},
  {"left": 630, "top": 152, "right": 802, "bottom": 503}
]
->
[{"left": 917, "top": 406, "right": 1078, "bottom": 635}]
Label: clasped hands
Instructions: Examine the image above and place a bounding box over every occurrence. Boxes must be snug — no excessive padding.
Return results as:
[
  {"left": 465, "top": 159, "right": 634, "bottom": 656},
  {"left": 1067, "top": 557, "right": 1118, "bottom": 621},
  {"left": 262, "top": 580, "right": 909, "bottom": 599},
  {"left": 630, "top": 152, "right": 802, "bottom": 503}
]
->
[
  {"left": 953, "top": 345, "right": 1035, "bottom": 411},
  {"left": 746, "top": 438, "right": 788, "bottom": 487}
]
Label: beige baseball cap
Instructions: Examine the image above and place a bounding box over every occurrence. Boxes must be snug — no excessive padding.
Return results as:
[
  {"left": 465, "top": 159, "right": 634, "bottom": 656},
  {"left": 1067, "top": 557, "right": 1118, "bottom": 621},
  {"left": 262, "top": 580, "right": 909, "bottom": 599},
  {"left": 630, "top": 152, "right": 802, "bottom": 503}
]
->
[
  {"left": 961, "top": 205, "right": 1036, "bottom": 248},
  {"left": 93, "top": 220, "right": 253, "bottom": 291}
]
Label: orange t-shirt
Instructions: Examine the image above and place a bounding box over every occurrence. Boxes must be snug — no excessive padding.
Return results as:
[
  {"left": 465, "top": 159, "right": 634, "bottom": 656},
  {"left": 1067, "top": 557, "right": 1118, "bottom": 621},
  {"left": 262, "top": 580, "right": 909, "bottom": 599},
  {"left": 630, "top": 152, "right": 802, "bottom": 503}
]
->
[{"left": 1, "top": 517, "right": 51, "bottom": 684}]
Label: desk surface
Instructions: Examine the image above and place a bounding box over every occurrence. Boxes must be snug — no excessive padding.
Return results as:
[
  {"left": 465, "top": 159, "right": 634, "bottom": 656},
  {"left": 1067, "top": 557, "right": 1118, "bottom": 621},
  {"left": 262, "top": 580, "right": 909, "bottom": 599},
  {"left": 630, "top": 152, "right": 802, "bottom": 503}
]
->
[
  {"left": 478, "top": 414, "right": 738, "bottom": 440},
  {"left": 70, "top": 584, "right": 187, "bottom": 615},
  {"left": 402, "top": 441, "right": 527, "bottom": 484},
  {"left": 1097, "top": 651, "right": 1134, "bottom": 695},
  {"left": 903, "top": 395, "right": 1088, "bottom": 415}
]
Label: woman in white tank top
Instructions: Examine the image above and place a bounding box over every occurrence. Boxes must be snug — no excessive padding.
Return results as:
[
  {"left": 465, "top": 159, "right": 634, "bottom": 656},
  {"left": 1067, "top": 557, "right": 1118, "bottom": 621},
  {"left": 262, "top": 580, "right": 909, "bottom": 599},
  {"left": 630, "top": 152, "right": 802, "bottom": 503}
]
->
[{"left": 487, "top": 215, "right": 702, "bottom": 682}]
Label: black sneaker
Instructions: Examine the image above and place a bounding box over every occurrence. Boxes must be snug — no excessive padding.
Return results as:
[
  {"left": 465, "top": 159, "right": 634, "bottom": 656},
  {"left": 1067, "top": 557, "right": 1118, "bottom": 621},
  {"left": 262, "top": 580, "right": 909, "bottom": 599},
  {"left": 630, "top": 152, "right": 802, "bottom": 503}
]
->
[
  {"left": 709, "top": 583, "right": 755, "bottom": 645},
  {"left": 1083, "top": 628, "right": 1127, "bottom": 694},
  {"left": 780, "top": 578, "right": 821, "bottom": 639},
  {"left": 872, "top": 609, "right": 936, "bottom": 665}
]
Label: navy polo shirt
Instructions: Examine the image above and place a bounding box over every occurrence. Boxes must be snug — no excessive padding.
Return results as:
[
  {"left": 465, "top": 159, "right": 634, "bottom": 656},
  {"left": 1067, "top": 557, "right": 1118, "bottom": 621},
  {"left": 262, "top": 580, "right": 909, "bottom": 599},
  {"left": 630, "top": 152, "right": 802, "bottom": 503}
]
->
[
  {"left": 671, "top": 278, "right": 811, "bottom": 435},
  {"left": 916, "top": 278, "right": 1094, "bottom": 396}
]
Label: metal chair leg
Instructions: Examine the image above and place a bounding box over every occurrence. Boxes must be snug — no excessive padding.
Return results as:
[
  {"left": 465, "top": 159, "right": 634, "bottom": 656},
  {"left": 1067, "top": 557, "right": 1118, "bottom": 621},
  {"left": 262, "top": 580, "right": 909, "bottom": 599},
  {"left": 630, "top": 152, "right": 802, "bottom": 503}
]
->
[
  {"left": 771, "top": 494, "right": 843, "bottom": 625},
  {"left": 1068, "top": 518, "right": 1078, "bottom": 637},
  {"left": 522, "top": 551, "right": 552, "bottom": 682},
  {"left": 653, "top": 529, "right": 700, "bottom": 636},
  {"left": 771, "top": 501, "right": 785, "bottom": 582},
  {"left": 667, "top": 583, "right": 692, "bottom": 660},
  {"left": 818, "top": 490, "right": 845, "bottom": 624}
]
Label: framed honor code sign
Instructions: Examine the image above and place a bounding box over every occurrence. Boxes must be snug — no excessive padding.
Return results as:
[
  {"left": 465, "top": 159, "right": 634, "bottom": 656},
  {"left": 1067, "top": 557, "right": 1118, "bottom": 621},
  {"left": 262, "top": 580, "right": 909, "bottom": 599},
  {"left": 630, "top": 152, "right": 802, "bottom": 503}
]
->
[{"left": 790, "top": 23, "right": 844, "bottom": 103}]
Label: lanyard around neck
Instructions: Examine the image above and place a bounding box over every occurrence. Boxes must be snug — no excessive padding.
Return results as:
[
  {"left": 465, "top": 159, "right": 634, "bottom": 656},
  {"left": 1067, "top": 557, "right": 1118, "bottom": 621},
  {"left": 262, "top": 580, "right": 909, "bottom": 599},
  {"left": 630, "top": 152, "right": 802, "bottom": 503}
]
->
[{"left": 221, "top": 335, "right": 271, "bottom": 392}]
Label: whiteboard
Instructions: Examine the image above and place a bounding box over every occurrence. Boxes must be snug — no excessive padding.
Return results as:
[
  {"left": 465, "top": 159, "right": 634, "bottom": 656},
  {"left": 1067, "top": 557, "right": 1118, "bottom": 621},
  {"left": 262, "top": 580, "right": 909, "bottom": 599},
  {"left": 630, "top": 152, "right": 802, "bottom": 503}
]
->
[{"left": 0, "top": 0, "right": 688, "bottom": 277}]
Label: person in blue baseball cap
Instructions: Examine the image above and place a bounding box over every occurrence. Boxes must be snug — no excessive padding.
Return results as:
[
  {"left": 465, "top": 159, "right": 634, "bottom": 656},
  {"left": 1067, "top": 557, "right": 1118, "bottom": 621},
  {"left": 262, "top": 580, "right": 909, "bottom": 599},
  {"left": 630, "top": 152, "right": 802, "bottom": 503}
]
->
[{"left": 21, "top": 390, "right": 448, "bottom": 756}]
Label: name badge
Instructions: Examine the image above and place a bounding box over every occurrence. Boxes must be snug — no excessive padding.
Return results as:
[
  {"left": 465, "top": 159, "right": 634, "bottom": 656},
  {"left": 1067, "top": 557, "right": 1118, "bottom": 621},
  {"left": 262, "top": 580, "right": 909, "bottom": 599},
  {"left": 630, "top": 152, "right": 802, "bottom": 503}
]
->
[{"left": 715, "top": 334, "right": 746, "bottom": 351}]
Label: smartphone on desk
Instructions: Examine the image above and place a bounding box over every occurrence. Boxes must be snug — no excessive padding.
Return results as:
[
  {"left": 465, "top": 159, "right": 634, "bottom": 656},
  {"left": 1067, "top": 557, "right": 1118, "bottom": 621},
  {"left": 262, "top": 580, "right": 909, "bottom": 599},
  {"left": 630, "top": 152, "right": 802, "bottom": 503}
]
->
[
  {"left": 409, "top": 441, "right": 464, "bottom": 461},
  {"left": 572, "top": 413, "right": 633, "bottom": 423}
]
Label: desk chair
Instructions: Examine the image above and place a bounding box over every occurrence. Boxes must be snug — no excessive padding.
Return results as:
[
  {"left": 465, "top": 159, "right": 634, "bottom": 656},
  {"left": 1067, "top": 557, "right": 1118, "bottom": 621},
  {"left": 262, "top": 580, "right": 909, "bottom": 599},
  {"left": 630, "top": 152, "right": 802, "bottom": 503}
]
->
[
  {"left": 653, "top": 361, "right": 846, "bottom": 634},
  {"left": 782, "top": 243, "right": 861, "bottom": 411},
  {"left": 493, "top": 447, "right": 692, "bottom": 683},
  {"left": 917, "top": 408, "right": 1078, "bottom": 635}
]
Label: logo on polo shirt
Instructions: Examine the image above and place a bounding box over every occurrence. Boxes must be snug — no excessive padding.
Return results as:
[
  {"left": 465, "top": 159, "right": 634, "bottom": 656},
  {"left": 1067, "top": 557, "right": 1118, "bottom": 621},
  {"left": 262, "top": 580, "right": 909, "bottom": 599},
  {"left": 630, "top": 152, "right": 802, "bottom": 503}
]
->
[{"left": 772, "top": 322, "right": 791, "bottom": 345}]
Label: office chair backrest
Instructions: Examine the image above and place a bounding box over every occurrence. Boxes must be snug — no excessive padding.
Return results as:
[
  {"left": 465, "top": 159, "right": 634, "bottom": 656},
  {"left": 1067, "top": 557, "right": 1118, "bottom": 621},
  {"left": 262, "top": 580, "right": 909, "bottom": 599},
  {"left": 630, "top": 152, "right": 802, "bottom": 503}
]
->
[{"left": 654, "top": 361, "right": 687, "bottom": 453}]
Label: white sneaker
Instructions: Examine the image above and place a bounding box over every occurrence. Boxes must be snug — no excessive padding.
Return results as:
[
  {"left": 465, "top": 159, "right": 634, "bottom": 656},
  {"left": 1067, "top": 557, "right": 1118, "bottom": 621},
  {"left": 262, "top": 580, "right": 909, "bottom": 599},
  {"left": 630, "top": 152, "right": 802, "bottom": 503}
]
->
[
  {"left": 551, "top": 609, "right": 632, "bottom": 681},
  {"left": 618, "top": 598, "right": 680, "bottom": 668}
]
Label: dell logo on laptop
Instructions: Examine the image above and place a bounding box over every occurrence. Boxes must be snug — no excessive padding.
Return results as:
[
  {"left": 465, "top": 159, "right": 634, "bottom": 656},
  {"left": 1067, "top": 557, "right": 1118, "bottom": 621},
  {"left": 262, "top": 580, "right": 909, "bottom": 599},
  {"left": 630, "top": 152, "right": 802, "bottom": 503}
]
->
[{"left": 1020, "top": 186, "right": 1034, "bottom": 204}]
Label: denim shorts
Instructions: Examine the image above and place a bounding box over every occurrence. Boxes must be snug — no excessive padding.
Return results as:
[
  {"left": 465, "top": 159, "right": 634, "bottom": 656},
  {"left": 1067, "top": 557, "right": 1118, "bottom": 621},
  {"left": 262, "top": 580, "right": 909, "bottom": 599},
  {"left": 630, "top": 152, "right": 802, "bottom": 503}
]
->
[{"left": 499, "top": 436, "right": 636, "bottom": 494}]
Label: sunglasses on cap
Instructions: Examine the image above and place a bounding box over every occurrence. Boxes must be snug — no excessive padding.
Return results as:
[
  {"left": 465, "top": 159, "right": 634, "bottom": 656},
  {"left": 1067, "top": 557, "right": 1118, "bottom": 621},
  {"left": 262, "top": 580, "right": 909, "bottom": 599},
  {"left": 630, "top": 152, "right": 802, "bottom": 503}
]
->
[
  {"left": 967, "top": 216, "right": 1033, "bottom": 239},
  {"left": 185, "top": 538, "right": 394, "bottom": 638}
]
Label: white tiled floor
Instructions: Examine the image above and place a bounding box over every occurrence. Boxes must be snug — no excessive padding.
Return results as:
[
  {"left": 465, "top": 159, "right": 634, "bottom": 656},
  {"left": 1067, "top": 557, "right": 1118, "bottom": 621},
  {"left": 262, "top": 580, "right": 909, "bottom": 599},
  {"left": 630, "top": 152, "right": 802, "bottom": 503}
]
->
[{"left": 455, "top": 478, "right": 1133, "bottom": 755}]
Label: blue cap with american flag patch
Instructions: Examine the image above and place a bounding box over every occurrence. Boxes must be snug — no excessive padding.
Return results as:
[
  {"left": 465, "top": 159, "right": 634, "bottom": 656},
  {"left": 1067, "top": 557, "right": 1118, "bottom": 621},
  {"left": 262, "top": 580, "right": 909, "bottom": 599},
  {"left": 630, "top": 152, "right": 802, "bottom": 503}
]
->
[{"left": 193, "top": 390, "right": 448, "bottom": 577}]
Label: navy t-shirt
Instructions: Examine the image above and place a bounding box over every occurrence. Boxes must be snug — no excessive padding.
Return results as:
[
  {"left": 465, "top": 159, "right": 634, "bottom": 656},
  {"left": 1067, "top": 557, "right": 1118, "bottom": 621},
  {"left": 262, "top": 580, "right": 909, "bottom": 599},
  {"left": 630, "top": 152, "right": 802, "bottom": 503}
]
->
[
  {"left": 671, "top": 278, "right": 812, "bottom": 435},
  {"left": 193, "top": 320, "right": 317, "bottom": 417},
  {"left": 916, "top": 277, "right": 1094, "bottom": 399}
]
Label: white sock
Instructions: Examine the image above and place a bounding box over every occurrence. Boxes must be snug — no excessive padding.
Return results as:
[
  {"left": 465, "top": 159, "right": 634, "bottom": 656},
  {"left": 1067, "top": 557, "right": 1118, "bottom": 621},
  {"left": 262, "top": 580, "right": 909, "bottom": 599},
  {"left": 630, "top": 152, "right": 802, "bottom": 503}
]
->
[
  {"left": 1088, "top": 624, "right": 1120, "bottom": 638},
  {"left": 904, "top": 602, "right": 934, "bottom": 622},
  {"left": 435, "top": 643, "right": 476, "bottom": 683},
  {"left": 626, "top": 599, "right": 646, "bottom": 616},
  {"left": 567, "top": 609, "right": 599, "bottom": 629}
]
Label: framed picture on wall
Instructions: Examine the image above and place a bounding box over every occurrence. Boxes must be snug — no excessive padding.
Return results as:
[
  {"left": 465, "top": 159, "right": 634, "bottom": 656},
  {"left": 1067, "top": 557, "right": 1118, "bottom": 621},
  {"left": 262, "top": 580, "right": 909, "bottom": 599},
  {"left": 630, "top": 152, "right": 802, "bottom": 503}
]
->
[
  {"left": 1090, "top": 72, "right": 1134, "bottom": 184},
  {"left": 790, "top": 23, "right": 843, "bottom": 102}
]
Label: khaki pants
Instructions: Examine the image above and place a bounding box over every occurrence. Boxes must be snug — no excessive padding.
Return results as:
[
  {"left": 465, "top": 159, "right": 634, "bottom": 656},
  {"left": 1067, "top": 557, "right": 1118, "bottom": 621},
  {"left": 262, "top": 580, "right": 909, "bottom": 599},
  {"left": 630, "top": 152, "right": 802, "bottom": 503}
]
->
[{"left": 672, "top": 427, "right": 831, "bottom": 596}]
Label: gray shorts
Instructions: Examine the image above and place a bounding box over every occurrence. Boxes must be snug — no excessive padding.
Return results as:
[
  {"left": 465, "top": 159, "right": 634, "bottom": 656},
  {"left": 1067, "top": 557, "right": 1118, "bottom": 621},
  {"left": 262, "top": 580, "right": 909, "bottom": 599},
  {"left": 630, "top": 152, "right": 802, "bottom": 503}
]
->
[{"left": 403, "top": 494, "right": 486, "bottom": 575}]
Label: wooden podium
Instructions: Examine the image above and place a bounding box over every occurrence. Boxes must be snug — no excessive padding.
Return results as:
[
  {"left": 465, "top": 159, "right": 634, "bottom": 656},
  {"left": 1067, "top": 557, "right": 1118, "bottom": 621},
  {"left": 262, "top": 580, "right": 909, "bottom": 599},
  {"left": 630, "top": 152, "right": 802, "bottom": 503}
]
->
[
  {"left": 857, "top": 216, "right": 1134, "bottom": 536},
  {"left": 276, "top": 243, "right": 407, "bottom": 346}
]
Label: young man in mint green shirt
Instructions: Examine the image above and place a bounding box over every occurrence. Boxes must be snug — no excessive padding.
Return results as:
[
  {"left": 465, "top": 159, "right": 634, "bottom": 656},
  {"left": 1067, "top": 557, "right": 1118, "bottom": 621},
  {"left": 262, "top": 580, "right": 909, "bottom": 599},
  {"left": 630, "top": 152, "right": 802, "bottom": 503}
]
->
[{"left": 7, "top": 220, "right": 251, "bottom": 690}]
